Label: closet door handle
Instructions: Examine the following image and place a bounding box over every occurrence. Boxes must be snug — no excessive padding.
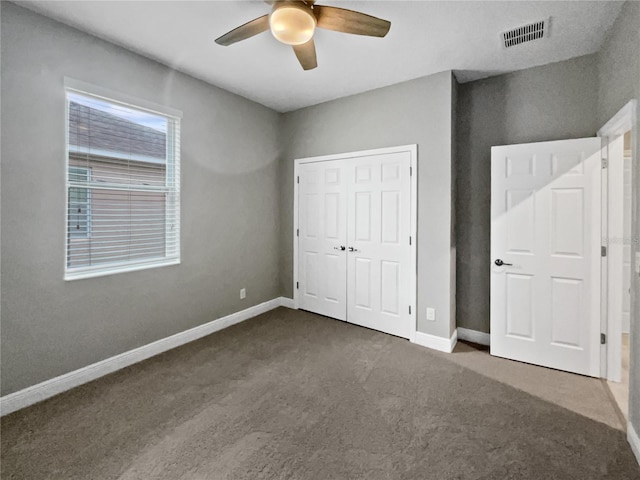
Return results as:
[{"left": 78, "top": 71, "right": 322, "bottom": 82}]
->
[
  {"left": 333, "top": 246, "right": 346, "bottom": 251},
  {"left": 348, "top": 247, "right": 359, "bottom": 252}
]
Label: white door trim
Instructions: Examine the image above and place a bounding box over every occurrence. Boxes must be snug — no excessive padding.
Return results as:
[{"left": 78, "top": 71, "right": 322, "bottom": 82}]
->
[
  {"left": 293, "top": 144, "right": 418, "bottom": 342},
  {"left": 598, "top": 99, "right": 637, "bottom": 382}
]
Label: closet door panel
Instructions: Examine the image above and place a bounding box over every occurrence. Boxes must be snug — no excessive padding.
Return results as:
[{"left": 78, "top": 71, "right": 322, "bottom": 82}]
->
[
  {"left": 298, "top": 160, "right": 347, "bottom": 320},
  {"left": 347, "top": 152, "right": 411, "bottom": 338}
]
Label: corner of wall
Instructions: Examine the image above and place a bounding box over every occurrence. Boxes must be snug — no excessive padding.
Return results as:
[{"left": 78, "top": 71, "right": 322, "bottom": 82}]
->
[
  {"left": 276, "top": 111, "right": 290, "bottom": 298},
  {"left": 450, "top": 72, "right": 459, "bottom": 337}
]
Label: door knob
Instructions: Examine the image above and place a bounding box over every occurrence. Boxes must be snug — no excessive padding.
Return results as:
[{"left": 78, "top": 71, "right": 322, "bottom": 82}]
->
[
  {"left": 348, "top": 247, "right": 359, "bottom": 252},
  {"left": 333, "top": 246, "right": 346, "bottom": 251},
  {"left": 494, "top": 259, "right": 513, "bottom": 266}
]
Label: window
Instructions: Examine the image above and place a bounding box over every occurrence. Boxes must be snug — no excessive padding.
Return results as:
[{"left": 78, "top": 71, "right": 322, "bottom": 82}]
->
[{"left": 65, "top": 83, "right": 181, "bottom": 280}]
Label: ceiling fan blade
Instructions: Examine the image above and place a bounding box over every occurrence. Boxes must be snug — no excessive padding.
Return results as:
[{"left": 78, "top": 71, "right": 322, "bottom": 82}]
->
[
  {"left": 215, "top": 14, "right": 270, "bottom": 46},
  {"left": 293, "top": 38, "right": 317, "bottom": 70},
  {"left": 313, "top": 5, "right": 390, "bottom": 37}
]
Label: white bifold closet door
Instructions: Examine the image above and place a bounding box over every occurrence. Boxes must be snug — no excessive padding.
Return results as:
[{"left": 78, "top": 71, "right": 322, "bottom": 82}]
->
[{"left": 298, "top": 152, "right": 412, "bottom": 339}]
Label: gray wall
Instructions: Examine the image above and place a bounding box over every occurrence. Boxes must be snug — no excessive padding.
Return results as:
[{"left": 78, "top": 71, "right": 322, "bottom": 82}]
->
[
  {"left": 279, "top": 72, "right": 456, "bottom": 337},
  {"left": 0, "top": 3, "right": 281, "bottom": 395},
  {"left": 597, "top": 0, "right": 640, "bottom": 436},
  {"left": 455, "top": 54, "right": 600, "bottom": 333}
]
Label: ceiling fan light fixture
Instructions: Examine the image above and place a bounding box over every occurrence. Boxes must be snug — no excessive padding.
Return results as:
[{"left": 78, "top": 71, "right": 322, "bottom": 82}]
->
[{"left": 269, "top": 4, "right": 316, "bottom": 46}]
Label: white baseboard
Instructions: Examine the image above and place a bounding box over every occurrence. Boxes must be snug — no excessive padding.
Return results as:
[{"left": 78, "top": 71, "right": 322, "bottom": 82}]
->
[
  {"left": 412, "top": 329, "right": 458, "bottom": 353},
  {"left": 1, "top": 297, "right": 289, "bottom": 417},
  {"left": 457, "top": 327, "right": 490, "bottom": 346},
  {"left": 628, "top": 421, "right": 640, "bottom": 466},
  {"left": 279, "top": 297, "right": 295, "bottom": 309}
]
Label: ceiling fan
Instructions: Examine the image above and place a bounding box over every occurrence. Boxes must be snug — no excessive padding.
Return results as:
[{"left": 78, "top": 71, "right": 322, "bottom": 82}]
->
[{"left": 215, "top": 0, "right": 391, "bottom": 71}]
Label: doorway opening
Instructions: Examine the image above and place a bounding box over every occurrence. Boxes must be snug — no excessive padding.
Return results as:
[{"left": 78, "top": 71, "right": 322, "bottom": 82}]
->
[
  {"left": 598, "top": 100, "right": 637, "bottom": 427},
  {"left": 605, "top": 130, "right": 633, "bottom": 421}
]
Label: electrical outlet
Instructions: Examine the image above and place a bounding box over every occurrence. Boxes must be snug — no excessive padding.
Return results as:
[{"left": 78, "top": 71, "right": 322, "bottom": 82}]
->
[
  {"left": 635, "top": 252, "right": 640, "bottom": 275},
  {"left": 240, "top": 288, "right": 246, "bottom": 299},
  {"left": 426, "top": 307, "right": 436, "bottom": 321}
]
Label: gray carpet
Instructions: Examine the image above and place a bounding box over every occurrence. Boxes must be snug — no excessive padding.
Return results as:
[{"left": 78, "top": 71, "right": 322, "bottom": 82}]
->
[{"left": 1, "top": 307, "right": 639, "bottom": 479}]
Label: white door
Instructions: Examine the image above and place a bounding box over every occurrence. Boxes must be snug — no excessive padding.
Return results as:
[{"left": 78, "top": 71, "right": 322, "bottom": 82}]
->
[
  {"left": 296, "top": 148, "right": 414, "bottom": 339},
  {"left": 346, "top": 152, "right": 412, "bottom": 338},
  {"left": 490, "top": 138, "right": 602, "bottom": 377},
  {"left": 298, "top": 160, "right": 348, "bottom": 320}
]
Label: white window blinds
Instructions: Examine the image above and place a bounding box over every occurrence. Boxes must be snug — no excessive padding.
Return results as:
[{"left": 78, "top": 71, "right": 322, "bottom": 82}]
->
[{"left": 65, "top": 88, "right": 181, "bottom": 280}]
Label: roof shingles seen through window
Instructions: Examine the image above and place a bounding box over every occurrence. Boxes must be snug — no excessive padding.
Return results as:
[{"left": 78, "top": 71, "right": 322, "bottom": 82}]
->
[{"left": 69, "top": 102, "right": 166, "bottom": 160}]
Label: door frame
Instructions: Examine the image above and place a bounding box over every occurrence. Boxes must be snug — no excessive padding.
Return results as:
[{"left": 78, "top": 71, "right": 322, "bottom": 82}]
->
[
  {"left": 597, "top": 99, "right": 637, "bottom": 382},
  {"left": 292, "top": 144, "right": 418, "bottom": 341}
]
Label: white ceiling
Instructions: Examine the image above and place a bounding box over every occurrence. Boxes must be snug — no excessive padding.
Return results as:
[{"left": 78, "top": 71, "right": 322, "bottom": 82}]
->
[{"left": 18, "top": 0, "right": 623, "bottom": 112}]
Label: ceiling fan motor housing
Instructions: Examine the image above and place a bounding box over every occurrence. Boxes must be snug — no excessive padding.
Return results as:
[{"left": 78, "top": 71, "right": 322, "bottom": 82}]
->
[{"left": 269, "top": 2, "right": 317, "bottom": 45}]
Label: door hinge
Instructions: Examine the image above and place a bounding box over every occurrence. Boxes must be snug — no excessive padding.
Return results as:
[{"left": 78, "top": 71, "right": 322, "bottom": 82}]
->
[
  {"left": 410, "top": 166, "right": 413, "bottom": 176},
  {"left": 601, "top": 246, "right": 607, "bottom": 257},
  {"left": 601, "top": 333, "right": 606, "bottom": 345},
  {"left": 297, "top": 176, "right": 300, "bottom": 184},
  {"left": 296, "top": 228, "right": 299, "bottom": 237},
  {"left": 296, "top": 282, "right": 299, "bottom": 290},
  {"left": 409, "top": 236, "right": 412, "bottom": 245},
  {"left": 409, "top": 305, "right": 412, "bottom": 314},
  {"left": 602, "top": 158, "right": 608, "bottom": 169}
]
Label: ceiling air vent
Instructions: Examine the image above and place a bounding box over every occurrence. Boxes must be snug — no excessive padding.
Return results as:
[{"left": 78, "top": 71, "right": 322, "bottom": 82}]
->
[{"left": 502, "top": 18, "right": 549, "bottom": 48}]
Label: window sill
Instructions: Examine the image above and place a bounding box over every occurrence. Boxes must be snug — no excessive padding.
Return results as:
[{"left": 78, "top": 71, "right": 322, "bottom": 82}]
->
[{"left": 64, "top": 258, "right": 180, "bottom": 281}]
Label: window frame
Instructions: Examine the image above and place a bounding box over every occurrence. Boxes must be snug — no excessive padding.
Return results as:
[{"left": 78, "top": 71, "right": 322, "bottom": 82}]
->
[{"left": 64, "top": 78, "right": 182, "bottom": 281}]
